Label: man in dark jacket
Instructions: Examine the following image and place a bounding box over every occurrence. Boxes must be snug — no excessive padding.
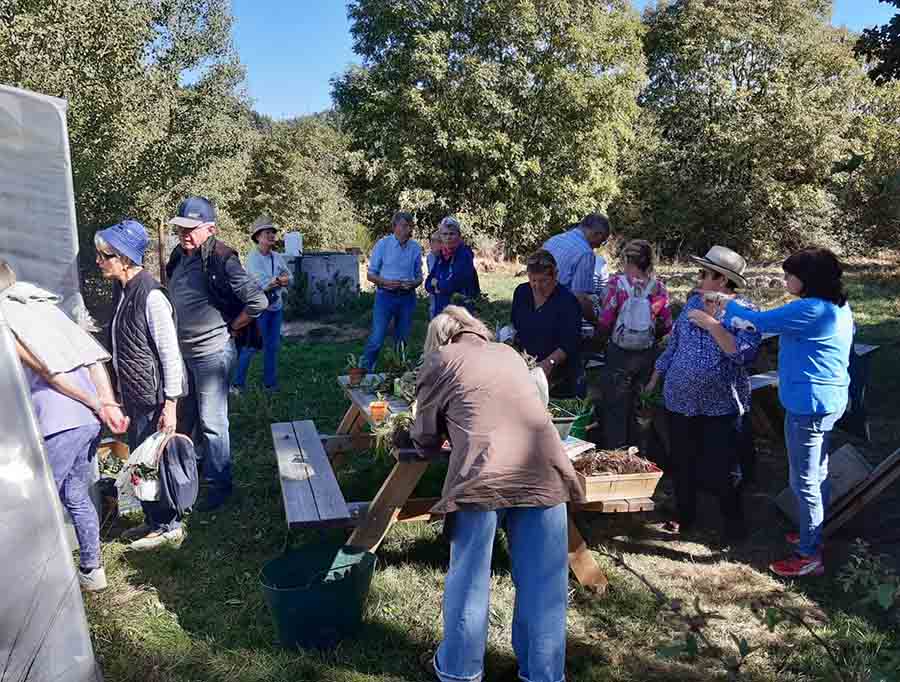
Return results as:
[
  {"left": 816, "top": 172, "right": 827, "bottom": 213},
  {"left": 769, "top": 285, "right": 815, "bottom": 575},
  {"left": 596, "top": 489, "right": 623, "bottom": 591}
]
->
[{"left": 166, "top": 196, "right": 267, "bottom": 511}]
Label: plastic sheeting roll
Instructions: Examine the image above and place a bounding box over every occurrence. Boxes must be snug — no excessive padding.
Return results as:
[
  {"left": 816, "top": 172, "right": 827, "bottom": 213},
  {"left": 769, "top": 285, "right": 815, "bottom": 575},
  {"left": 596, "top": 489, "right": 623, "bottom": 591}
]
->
[{"left": 0, "top": 311, "right": 103, "bottom": 681}]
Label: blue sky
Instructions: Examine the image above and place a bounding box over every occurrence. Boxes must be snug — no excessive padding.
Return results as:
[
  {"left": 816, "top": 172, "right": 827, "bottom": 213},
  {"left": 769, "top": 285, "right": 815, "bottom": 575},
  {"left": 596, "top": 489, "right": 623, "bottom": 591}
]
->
[{"left": 232, "top": 0, "right": 898, "bottom": 119}]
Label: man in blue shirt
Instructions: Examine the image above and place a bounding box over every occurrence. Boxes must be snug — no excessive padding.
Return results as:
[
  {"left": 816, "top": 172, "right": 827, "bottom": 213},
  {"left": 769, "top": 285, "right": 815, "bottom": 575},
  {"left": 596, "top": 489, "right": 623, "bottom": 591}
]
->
[
  {"left": 362, "top": 211, "right": 423, "bottom": 369},
  {"left": 542, "top": 213, "right": 611, "bottom": 322}
]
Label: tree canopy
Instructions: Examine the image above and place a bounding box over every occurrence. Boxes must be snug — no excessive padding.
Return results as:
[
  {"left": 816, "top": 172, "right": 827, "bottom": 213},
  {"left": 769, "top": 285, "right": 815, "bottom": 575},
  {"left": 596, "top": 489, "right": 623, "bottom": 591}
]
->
[
  {"left": 332, "top": 0, "right": 646, "bottom": 251},
  {"left": 856, "top": 0, "right": 900, "bottom": 85}
]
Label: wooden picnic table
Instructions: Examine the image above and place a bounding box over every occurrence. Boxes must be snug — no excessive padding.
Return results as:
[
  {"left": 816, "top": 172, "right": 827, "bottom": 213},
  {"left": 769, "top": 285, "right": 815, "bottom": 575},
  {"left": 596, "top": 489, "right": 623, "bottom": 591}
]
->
[{"left": 314, "top": 374, "right": 658, "bottom": 593}]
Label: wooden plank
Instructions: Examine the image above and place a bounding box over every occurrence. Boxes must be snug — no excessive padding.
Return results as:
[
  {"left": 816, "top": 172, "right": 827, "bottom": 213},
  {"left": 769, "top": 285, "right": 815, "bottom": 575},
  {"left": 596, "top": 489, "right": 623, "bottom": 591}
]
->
[
  {"left": 336, "top": 404, "right": 363, "bottom": 435},
  {"left": 577, "top": 499, "right": 629, "bottom": 513},
  {"left": 627, "top": 497, "right": 655, "bottom": 512},
  {"left": 270, "top": 422, "right": 320, "bottom": 527},
  {"left": 292, "top": 420, "right": 350, "bottom": 525},
  {"left": 321, "top": 433, "right": 374, "bottom": 456},
  {"left": 394, "top": 446, "right": 450, "bottom": 462},
  {"left": 825, "top": 448, "right": 900, "bottom": 537},
  {"left": 346, "top": 460, "right": 429, "bottom": 552},
  {"left": 567, "top": 510, "right": 608, "bottom": 594},
  {"left": 346, "top": 497, "right": 442, "bottom": 526}
]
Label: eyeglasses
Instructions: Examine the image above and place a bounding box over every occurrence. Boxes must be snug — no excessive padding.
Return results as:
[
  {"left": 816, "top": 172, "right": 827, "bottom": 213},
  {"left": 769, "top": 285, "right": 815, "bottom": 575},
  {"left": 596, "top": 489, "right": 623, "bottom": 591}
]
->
[
  {"left": 698, "top": 269, "right": 720, "bottom": 280},
  {"left": 96, "top": 250, "right": 118, "bottom": 260}
]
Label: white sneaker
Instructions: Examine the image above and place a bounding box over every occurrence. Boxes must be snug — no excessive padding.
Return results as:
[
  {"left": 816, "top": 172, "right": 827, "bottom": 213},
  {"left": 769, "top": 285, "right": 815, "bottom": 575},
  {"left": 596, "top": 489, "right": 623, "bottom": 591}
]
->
[
  {"left": 79, "top": 567, "right": 108, "bottom": 592},
  {"left": 127, "top": 527, "right": 185, "bottom": 552},
  {"left": 120, "top": 523, "right": 153, "bottom": 541}
]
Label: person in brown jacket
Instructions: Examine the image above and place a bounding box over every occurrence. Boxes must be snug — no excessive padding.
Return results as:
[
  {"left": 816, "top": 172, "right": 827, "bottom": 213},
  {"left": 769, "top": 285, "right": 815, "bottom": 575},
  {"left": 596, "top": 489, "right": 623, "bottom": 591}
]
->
[{"left": 412, "top": 305, "right": 584, "bottom": 682}]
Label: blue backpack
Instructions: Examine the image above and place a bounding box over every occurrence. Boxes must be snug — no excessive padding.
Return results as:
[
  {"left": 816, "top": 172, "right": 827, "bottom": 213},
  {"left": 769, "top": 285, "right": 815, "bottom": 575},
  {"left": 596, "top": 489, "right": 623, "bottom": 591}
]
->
[{"left": 157, "top": 433, "right": 199, "bottom": 516}]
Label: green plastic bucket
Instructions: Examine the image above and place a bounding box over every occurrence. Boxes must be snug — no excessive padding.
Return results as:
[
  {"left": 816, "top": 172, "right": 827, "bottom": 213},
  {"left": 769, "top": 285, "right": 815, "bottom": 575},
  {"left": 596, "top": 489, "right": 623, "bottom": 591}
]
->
[{"left": 260, "top": 544, "right": 376, "bottom": 649}]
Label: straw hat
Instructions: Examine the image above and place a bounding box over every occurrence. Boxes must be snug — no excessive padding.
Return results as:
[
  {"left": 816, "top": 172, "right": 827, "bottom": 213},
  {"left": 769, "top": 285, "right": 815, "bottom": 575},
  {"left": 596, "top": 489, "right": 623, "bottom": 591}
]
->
[
  {"left": 690, "top": 245, "right": 748, "bottom": 287},
  {"left": 249, "top": 214, "right": 277, "bottom": 242}
]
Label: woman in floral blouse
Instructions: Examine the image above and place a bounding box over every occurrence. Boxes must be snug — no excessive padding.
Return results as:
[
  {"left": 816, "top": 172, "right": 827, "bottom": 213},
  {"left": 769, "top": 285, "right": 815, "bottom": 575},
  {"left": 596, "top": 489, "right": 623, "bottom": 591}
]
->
[
  {"left": 646, "top": 246, "right": 762, "bottom": 544},
  {"left": 596, "top": 239, "right": 673, "bottom": 448}
]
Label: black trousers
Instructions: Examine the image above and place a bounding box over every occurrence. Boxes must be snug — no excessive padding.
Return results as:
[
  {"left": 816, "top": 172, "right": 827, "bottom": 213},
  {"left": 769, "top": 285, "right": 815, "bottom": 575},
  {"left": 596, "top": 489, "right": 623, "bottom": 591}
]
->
[{"left": 668, "top": 411, "right": 745, "bottom": 531}]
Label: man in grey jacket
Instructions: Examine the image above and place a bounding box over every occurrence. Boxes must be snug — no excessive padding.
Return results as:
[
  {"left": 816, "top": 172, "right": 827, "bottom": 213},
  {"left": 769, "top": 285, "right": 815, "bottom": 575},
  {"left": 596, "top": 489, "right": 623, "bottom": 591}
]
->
[{"left": 165, "top": 196, "right": 267, "bottom": 511}]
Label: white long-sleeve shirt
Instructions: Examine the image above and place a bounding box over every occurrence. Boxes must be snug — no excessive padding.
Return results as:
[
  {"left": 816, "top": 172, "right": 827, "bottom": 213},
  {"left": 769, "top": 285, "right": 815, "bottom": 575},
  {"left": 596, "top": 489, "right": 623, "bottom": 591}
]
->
[{"left": 111, "top": 290, "right": 184, "bottom": 400}]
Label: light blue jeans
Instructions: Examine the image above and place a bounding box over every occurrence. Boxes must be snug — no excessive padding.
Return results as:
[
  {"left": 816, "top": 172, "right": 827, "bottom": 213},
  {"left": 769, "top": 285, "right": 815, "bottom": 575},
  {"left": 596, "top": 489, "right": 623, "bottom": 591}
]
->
[
  {"left": 233, "top": 308, "right": 283, "bottom": 389},
  {"left": 434, "top": 504, "right": 569, "bottom": 682},
  {"left": 784, "top": 408, "right": 845, "bottom": 557},
  {"left": 179, "top": 340, "right": 236, "bottom": 502},
  {"left": 362, "top": 290, "right": 416, "bottom": 370}
]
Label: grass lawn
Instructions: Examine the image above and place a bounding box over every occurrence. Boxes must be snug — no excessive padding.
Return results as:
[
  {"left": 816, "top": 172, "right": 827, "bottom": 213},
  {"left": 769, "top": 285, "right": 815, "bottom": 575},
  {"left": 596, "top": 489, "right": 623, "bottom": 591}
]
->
[{"left": 86, "top": 254, "right": 900, "bottom": 682}]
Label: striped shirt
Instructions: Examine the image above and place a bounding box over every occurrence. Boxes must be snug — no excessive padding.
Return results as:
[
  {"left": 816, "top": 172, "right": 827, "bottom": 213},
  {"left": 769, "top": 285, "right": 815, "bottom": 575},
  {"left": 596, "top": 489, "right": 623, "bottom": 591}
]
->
[{"left": 542, "top": 228, "right": 596, "bottom": 295}]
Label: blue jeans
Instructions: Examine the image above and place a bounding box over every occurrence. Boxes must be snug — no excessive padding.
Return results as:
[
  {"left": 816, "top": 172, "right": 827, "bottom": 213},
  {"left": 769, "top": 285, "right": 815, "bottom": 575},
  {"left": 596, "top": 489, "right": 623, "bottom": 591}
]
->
[
  {"left": 434, "top": 504, "right": 569, "bottom": 682},
  {"left": 233, "top": 308, "right": 284, "bottom": 389},
  {"left": 362, "top": 290, "right": 416, "bottom": 370},
  {"left": 45, "top": 424, "right": 102, "bottom": 570},
  {"left": 784, "top": 408, "right": 844, "bottom": 557},
  {"left": 178, "top": 340, "right": 236, "bottom": 501},
  {"left": 128, "top": 405, "right": 181, "bottom": 532}
]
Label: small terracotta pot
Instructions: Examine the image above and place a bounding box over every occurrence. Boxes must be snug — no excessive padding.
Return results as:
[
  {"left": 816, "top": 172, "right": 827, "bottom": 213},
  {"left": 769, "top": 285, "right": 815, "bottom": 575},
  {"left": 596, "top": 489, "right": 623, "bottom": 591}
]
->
[
  {"left": 348, "top": 367, "right": 367, "bottom": 386},
  {"left": 369, "top": 400, "right": 389, "bottom": 423}
]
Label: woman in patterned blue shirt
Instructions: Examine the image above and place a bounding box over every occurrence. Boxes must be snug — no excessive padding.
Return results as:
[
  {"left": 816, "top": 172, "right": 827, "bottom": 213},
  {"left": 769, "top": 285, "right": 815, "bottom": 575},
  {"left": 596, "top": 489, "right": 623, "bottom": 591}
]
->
[{"left": 646, "top": 246, "right": 762, "bottom": 545}]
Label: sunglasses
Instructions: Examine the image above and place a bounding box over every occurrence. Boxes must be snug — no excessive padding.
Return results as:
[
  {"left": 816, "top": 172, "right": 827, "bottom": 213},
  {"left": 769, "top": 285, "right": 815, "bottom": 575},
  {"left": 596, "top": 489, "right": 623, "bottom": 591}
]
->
[
  {"left": 96, "top": 250, "right": 118, "bottom": 260},
  {"left": 698, "top": 269, "right": 721, "bottom": 280}
]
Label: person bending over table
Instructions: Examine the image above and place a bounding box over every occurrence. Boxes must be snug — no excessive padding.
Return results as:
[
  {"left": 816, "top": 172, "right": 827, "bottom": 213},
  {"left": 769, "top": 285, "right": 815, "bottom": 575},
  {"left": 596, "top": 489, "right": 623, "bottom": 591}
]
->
[
  {"left": 710, "top": 248, "right": 853, "bottom": 578},
  {"left": 361, "top": 211, "right": 423, "bottom": 370},
  {"left": 510, "top": 249, "right": 583, "bottom": 397},
  {"left": 412, "top": 305, "right": 584, "bottom": 682},
  {"left": 645, "top": 245, "right": 761, "bottom": 546}
]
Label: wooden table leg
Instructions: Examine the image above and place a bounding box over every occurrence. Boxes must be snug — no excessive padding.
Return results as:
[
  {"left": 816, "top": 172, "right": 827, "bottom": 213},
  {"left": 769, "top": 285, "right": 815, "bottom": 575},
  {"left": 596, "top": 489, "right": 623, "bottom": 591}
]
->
[
  {"left": 567, "top": 510, "right": 608, "bottom": 594},
  {"left": 347, "top": 460, "right": 429, "bottom": 553},
  {"left": 336, "top": 404, "right": 363, "bottom": 435}
]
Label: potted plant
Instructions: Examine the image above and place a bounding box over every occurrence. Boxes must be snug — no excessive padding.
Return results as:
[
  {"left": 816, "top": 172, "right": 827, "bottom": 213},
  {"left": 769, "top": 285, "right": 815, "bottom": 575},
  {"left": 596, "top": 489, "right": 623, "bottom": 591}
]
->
[
  {"left": 369, "top": 392, "right": 390, "bottom": 423},
  {"left": 345, "top": 353, "right": 367, "bottom": 386},
  {"left": 372, "top": 410, "right": 415, "bottom": 460},
  {"left": 636, "top": 389, "right": 663, "bottom": 430}
]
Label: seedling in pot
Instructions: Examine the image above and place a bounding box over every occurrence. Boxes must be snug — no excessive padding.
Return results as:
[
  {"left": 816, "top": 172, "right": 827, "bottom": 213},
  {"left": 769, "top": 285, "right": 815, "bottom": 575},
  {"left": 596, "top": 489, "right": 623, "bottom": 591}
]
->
[{"left": 345, "top": 353, "right": 368, "bottom": 386}]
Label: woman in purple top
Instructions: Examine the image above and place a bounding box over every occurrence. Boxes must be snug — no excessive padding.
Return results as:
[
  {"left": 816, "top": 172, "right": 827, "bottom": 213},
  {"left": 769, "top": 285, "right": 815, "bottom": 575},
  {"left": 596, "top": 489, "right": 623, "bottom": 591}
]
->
[
  {"left": 646, "top": 246, "right": 761, "bottom": 544},
  {"left": 1, "top": 259, "right": 129, "bottom": 592}
]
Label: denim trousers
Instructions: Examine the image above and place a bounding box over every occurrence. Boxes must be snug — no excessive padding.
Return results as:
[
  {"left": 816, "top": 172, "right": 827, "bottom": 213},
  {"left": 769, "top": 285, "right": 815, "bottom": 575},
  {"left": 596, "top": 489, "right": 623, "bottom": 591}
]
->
[
  {"left": 233, "top": 307, "right": 283, "bottom": 389},
  {"left": 362, "top": 290, "right": 416, "bottom": 370},
  {"left": 434, "top": 504, "right": 569, "bottom": 682},
  {"left": 128, "top": 404, "right": 181, "bottom": 532},
  {"left": 784, "top": 408, "right": 844, "bottom": 557},
  {"left": 178, "top": 340, "right": 236, "bottom": 501},
  {"left": 45, "top": 423, "right": 102, "bottom": 570}
]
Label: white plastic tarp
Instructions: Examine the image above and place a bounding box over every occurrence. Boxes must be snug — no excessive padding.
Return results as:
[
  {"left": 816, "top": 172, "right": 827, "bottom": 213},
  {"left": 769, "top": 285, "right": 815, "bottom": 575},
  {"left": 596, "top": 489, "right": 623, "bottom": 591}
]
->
[
  {"left": 0, "top": 84, "right": 84, "bottom": 319},
  {"left": 0, "top": 310, "right": 102, "bottom": 682}
]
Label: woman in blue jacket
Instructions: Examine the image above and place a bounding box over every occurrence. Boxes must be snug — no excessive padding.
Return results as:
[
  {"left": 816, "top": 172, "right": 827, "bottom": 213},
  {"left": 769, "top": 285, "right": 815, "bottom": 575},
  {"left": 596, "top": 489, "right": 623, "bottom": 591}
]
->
[
  {"left": 425, "top": 216, "right": 480, "bottom": 317},
  {"left": 717, "top": 248, "right": 853, "bottom": 578}
]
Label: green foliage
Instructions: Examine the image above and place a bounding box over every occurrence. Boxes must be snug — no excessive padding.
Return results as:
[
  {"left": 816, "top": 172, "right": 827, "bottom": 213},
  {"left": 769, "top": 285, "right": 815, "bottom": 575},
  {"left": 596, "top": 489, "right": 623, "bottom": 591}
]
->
[
  {"left": 333, "top": 0, "right": 646, "bottom": 252},
  {"left": 232, "top": 115, "right": 360, "bottom": 250},
  {"left": 612, "top": 0, "right": 873, "bottom": 257},
  {"left": 855, "top": 0, "right": 900, "bottom": 85},
  {"left": 837, "top": 539, "right": 900, "bottom": 612},
  {"left": 0, "top": 0, "right": 258, "bottom": 251}
]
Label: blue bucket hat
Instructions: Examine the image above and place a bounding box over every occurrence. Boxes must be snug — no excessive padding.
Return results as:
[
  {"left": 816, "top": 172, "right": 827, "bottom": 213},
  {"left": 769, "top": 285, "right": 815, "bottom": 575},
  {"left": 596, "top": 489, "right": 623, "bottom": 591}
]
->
[
  {"left": 97, "top": 219, "right": 149, "bottom": 266},
  {"left": 169, "top": 196, "right": 216, "bottom": 229}
]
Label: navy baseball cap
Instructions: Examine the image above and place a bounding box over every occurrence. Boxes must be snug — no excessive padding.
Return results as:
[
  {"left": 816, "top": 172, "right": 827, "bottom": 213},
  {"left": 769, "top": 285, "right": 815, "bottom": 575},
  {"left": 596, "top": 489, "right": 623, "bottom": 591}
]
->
[
  {"left": 169, "top": 196, "right": 216, "bottom": 229},
  {"left": 96, "top": 219, "right": 149, "bottom": 265}
]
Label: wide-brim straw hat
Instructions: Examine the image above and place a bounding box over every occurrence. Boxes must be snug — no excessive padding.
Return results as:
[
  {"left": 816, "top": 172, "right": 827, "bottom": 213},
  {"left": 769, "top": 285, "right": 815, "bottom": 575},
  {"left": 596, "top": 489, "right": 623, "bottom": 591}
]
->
[
  {"left": 690, "top": 245, "right": 748, "bottom": 287},
  {"left": 249, "top": 214, "right": 278, "bottom": 241}
]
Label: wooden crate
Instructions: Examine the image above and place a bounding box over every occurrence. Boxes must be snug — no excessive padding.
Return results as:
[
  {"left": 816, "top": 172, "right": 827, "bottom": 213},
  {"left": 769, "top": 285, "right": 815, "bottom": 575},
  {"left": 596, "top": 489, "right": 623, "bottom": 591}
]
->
[{"left": 577, "top": 466, "right": 664, "bottom": 503}]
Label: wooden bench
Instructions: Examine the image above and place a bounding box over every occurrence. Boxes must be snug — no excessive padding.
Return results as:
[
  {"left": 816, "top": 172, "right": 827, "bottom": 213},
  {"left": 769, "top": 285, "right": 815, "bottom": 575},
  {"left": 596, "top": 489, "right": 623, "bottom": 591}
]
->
[{"left": 270, "top": 420, "right": 351, "bottom": 528}]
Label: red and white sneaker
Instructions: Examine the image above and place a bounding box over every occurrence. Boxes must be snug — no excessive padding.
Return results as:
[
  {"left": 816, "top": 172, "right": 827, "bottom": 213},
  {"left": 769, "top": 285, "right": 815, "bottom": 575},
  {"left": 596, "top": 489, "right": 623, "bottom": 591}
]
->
[{"left": 770, "top": 553, "right": 824, "bottom": 578}]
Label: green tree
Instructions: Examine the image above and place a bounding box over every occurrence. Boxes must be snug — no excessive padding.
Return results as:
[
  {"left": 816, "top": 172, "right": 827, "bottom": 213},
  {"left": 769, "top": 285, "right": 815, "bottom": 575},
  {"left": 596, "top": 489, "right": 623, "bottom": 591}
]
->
[
  {"left": 0, "top": 0, "right": 256, "bottom": 250},
  {"left": 855, "top": 0, "right": 900, "bottom": 85},
  {"left": 613, "top": 0, "right": 866, "bottom": 257},
  {"left": 332, "top": 0, "right": 645, "bottom": 252},
  {"left": 233, "top": 114, "right": 359, "bottom": 250}
]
